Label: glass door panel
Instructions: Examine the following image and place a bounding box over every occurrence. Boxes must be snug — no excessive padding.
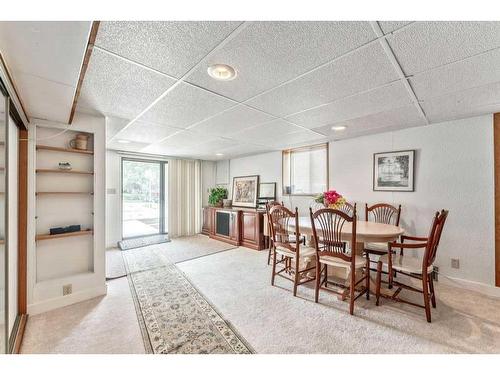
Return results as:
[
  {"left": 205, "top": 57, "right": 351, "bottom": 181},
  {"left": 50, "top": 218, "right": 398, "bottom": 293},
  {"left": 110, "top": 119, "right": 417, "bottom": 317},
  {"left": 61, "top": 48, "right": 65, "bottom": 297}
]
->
[
  {"left": 0, "top": 88, "right": 6, "bottom": 353},
  {"left": 122, "top": 159, "right": 161, "bottom": 238}
]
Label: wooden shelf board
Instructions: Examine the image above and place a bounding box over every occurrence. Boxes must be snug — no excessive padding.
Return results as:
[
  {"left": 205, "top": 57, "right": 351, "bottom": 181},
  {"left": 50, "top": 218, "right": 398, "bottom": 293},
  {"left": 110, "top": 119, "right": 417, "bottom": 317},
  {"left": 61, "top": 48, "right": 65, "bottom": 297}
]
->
[
  {"left": 36, "top": 169, "right": 93, "bottom": 175},
  {"left": 36, "top": 192, "right": 94, "bottom": 196},
  {"left": 35, "top": 230, "right": 93, "bottom": 241},
  {"left": 36, "top": 145, "right": 93, "bottom": 155}
]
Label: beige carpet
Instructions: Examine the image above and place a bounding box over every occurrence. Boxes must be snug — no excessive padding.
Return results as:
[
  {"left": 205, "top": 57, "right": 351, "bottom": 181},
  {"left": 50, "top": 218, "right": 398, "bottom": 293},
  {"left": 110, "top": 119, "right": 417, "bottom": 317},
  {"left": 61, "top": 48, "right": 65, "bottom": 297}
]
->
[
  {"left": 144, "top": 234, "right": 237, "bottom": 264},
  {"left": 106, "top": 248, "right": 126, "bottom": 279},
  {"left": 20, "top": 236, "right": 500, "bottom": 354},
  {"left": 177, "top": 247, "right": 500, "bottom": 354}
]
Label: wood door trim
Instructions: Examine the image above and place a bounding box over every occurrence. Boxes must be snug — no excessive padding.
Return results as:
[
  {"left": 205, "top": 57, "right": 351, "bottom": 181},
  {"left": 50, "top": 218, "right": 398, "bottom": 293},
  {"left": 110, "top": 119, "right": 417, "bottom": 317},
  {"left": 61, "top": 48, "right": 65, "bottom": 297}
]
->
[
  {"left": 18, "top": 128, "right": 28, "bottom": 314},
  {"left": 68, "top": 21, "right": 100, "bottom": 124},
  {"left": 12, "top": 314, "right": 27, "bottom": 354},
  {"left": 494, "top": 113, "right": 500, "bottom": 287}
]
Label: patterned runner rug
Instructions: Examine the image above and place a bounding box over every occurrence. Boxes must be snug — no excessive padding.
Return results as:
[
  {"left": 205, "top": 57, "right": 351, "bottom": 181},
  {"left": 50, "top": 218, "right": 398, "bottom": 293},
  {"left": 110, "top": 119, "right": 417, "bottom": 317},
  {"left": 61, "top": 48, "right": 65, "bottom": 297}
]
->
[{"left": 122, "top": 245, "right": 253, "bottom": 354}]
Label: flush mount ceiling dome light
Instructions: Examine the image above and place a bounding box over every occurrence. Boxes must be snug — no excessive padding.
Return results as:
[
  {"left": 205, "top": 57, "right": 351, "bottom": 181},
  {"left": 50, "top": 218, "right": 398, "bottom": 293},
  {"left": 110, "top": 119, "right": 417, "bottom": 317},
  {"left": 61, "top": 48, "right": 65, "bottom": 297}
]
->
[
  {"left": 207, "top": 64, "right": 237, "bottom": 81},
  {"left": 331, "top": 125, "right": 347, "bottom": 132}
]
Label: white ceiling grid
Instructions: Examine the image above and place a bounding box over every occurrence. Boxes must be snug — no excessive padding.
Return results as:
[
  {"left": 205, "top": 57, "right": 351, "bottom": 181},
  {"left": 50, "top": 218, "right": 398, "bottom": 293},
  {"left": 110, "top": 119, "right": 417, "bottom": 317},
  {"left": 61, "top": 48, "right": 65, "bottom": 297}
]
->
[{"left": 74, "top": 21, "right": 500, "bottom": 160}]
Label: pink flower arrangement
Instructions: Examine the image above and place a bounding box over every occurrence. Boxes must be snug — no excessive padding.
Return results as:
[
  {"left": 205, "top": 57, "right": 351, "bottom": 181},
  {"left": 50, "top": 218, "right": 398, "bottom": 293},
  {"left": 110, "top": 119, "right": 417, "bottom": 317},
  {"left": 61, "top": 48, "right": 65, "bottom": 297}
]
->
[{"left": 315, "top": 190, "right": 346, "bottom": 208}]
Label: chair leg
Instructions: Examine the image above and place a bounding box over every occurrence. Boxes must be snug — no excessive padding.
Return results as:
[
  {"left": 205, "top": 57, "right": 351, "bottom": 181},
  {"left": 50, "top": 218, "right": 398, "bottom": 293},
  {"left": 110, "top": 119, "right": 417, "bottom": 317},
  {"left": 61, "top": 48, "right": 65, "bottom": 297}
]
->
[
  {"left": 365, "top": 255, "right": 370, "bottom": 300},
  {"left": 422, "top": 273, "right": 432, "bottom": 323},
  {"left": 375, "top": 261, "right": 382, "bottom": 306},
  {"left": 349, "top": 265, "right": 355, "bottom": 315},
  {"left": 267, "top": 246, "right": 272, "bottom": 266},
  {"left": 429, "top": 275, "right": 437, "bottom": 308},
  {"left": 324, "top": 264, "right": 328, "bottom": 287},
  {"left": 293, "top": 258, "right": 299, "bottom": 297},
  {"left": 271, "top": 250, "right": 277, "bottom": 286},
  {"left": 315, "top": 261, "right": 321, "bottom": 303}
]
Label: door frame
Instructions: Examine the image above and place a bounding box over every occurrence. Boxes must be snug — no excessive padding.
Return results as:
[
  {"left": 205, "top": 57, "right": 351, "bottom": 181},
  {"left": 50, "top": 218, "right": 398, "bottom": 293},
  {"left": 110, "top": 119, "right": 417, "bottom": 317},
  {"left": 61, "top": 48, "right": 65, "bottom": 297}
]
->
[
  {"left": 494, "top": 113, "right": 500, "bottom": 287},
  {"left": 120, "top": 157, "right": 168, "bottom": 240}
]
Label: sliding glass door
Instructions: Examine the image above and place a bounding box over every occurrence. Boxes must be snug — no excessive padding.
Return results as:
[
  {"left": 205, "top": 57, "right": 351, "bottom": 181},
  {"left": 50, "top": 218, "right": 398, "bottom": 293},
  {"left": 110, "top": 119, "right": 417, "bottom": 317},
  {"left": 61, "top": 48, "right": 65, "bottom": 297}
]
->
[
  {"left": 0, "top": 81, "right": 6, "bottom": 354},
  {"left": 121, "top": 159, "right": 167, "bottom": 239}
]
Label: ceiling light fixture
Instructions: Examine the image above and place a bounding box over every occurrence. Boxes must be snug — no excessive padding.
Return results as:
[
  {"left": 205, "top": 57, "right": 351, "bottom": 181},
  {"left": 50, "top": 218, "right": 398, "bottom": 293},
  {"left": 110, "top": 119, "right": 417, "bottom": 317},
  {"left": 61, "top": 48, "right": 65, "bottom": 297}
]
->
[
  {"left": 215, "top": 153, "right": 224, "bottom": 157},
  {"left": 207, "top": 64, "right": 237, "bottom": 81},
  {"left": 117, "top": 139, "right": 131, "bottom": 144},
  {"left": 331, "top": 125, "right": 347, "bottom": 132}
]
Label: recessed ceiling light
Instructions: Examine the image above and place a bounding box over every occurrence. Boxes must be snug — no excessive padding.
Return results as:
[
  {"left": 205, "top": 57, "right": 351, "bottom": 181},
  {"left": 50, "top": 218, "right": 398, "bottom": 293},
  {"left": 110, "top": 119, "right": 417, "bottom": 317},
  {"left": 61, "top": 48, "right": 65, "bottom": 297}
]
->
[
  {"left": 215, "top": 153, "right": 224, "bottom": 156},
  {"left": 207, "top": 64, "right": 237, "bottom": 81},
  {"left": 117, "top": 139, "right": 131, "bottom": 144},
  {"left": 331, "top": 125, "right": 347, "bottom": 132}
]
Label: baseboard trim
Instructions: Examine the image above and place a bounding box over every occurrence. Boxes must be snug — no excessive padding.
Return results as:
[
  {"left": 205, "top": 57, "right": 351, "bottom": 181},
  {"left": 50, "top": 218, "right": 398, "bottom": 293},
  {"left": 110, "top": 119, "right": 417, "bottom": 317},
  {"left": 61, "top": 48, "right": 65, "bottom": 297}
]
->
[
  {"left": 12, "top": 314, "right": 28, "bottom": 354},
  {"left": 27, "top": 284, "right": 108, "bottom": 316},
  {"left": 439, "top": 274, "right": 500, "bottom": 298}
]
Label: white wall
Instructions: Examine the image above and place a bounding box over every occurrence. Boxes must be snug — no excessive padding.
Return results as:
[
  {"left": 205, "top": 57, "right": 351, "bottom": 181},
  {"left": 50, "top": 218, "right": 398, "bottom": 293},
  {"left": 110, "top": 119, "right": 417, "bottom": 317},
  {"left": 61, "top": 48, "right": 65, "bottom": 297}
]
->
[
  {"left": 27, "top": 112, "right": 107, "bottom": 315},
  {"left": 201, "top": 160, "right": 216, "bottom": 206},
  {"left": 219, "top": 115, "right": 496, "bottom": 287},
  {"left": 106, "top": 150, "right": 121, "bottom": 248}
]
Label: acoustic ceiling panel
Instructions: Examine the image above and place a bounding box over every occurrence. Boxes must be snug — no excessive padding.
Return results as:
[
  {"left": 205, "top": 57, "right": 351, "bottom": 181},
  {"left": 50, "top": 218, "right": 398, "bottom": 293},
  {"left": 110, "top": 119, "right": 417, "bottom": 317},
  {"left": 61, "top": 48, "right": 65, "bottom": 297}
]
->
[
  {"left": 388, "top": 21, "right": 500, "bottom": 75},
  {"left": 139, "top": 82, "right": 235, "bottom": 129},
  {"left": 410, "top": 47, "right": 500, "bottom": 100},
  {"left": 229, "top": 119, "right": 304, "bottom": 143},
  {"left": 286, "top": 81, "right": 413, "bottom": 129},
  {"left": 378, "top": 21, "right": 412, "bottom": 34},
  {"left": 189, "top": 104, "right": 275, "bottom": 136},
  {"left": 78, "top": 48, "right": 177, "bottom": 119},
  {"left": 315, "top": 105, "right": 426, "bottom": 140},
  {"left": 421, "top": 81, "right": 500, "bottom": 123},
  {"left": 117, "top": 120, "right": 181, "bottom": 144},
  {"left": 95, "top": 21, "right": 242, "bottom": 77},
  {"left": 186, "top": 21, "right": 377, "bottom": 101},
  {"left": 246, "top": 42, "right": 399, "bottom": 117}
]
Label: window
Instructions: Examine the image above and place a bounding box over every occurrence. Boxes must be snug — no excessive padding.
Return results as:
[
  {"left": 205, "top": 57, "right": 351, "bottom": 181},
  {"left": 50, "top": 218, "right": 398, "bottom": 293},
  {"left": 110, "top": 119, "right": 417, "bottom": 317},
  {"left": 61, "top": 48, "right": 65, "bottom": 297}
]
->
[{"left": 282, "top": 143, "right": 328, "bottom": 195}]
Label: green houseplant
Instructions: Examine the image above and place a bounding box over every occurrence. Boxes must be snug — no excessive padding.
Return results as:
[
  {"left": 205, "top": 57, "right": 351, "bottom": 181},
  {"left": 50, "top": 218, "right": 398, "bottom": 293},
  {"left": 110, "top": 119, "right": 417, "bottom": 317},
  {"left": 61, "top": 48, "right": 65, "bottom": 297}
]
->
[{"left": 208, "top": 187, "right": 228, "bottom": 207}]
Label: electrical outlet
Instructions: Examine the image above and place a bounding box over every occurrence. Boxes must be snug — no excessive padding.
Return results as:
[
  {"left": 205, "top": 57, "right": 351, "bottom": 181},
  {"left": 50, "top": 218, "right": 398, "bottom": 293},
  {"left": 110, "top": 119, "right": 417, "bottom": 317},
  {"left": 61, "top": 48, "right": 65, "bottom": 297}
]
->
[
  {"left": 63, "top": 284, "right": 72, "bottom": 296},
  {"left": 451, "top": 258, "right": 460, "bottom": 269},
  {"left": 433, "top": 266, "right": 439, "bottom": 281}
]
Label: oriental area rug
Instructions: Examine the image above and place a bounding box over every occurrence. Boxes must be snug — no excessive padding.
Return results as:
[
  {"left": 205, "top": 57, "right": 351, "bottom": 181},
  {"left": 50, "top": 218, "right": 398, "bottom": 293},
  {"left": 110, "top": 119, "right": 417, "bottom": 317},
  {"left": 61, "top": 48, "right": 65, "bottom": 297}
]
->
[{"left": 122, "top": 243, "right": 253, "bottom": 354}]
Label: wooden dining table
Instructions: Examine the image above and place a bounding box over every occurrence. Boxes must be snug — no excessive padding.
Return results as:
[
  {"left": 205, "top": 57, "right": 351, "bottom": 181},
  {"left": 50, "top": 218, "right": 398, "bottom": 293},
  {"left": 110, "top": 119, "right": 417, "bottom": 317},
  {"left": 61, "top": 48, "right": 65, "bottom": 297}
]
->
[{"left": 264, "top": 215, "right": 405, "bottom": 297}]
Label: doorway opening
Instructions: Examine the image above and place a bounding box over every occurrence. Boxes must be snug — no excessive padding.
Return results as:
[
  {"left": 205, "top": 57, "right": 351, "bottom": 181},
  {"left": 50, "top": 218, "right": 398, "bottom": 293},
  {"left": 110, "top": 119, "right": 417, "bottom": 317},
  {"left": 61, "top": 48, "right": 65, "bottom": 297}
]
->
[{"left": 121, "top": 158, "right": 168, "bottom": 240}]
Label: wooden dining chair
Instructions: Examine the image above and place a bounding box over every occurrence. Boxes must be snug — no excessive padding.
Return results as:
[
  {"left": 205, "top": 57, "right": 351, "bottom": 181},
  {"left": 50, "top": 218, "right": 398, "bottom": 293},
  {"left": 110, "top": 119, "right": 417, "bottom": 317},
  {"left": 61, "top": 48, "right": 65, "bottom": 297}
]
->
[
  {"left": 268, "top": 205, "right": 316, "bottom": 296},
  {"left": 375, "top": 210, "right": 449, "bottom": 322},
  {"left": 266, "top": 201, "right": 283, "bottom": 265},
  {"left": 338, "top": 202, "right": 356, "bottom": 218},
  {"left": 364, "top": 203, "right": 402, "bottom": 268},
  {"left": 310, "top": 205, "right": 370, "bottom": 315}
]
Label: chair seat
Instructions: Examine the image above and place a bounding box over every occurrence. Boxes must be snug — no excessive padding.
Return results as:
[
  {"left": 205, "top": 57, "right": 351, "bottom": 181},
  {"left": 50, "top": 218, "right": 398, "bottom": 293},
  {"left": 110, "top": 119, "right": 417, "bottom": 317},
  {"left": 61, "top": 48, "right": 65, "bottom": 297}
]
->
[
  {"left": 379, "top": 254, "right": 433, "bottom": 274},
  {"left": 276, "top": 245, "right": 316, "bottom": 259},
  {"left": 319, "top": 254, "right": 365, "bottom": 268},
  {"left": 364, "top": 242, "right": 389, "bottom": 254}
]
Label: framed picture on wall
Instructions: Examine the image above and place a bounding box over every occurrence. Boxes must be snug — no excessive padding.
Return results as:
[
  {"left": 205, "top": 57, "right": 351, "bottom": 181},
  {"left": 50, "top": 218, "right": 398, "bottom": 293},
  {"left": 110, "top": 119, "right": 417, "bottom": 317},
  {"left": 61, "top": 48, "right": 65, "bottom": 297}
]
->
[
  {"left": 258, "top": 182, "right": 276, "bottom": 200},
  {"left": 373, "top": 150, "right": 415, "bottom": 192},
  {"left": 232, "top": 175, "right": 260, "bottom": 208}
]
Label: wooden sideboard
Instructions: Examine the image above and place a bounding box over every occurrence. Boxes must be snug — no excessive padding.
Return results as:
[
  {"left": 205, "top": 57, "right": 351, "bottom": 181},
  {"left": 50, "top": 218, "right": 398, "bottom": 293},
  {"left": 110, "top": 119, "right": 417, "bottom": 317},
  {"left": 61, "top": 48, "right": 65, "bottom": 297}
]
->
[{"left": 202, "top": 206, "right": 266, "bottom": 250}]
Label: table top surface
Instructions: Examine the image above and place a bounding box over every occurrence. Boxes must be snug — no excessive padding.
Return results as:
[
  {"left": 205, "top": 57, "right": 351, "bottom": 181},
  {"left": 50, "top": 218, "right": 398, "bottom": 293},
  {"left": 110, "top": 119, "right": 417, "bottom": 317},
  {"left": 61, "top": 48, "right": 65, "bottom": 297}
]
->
[{"left": 294, "top": 217, "right": 405, "bottom": 239}]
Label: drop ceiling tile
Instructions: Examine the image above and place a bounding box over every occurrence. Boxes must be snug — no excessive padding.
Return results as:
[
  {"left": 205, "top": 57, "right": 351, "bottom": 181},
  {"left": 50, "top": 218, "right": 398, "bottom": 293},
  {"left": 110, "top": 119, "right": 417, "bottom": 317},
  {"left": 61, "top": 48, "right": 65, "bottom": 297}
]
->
[
  {"left": 13, "top": 71, "right": 75, "bottom": 123},
  {"left": 217, "top": 143, "right": 273, "bottom": 158},
  {"left": 0, "top": 21, "right": 91, "bottom": 86},
  {"left": 106, "top": 116, "right": 129, "bottom": 141},
  {"left": 142, "top": 130, "right": 218, "bottom": 152},
  {"left": 139, "top": 82, "right": 235, "bottom": 129},
  {"left": 246, "top": 43, "right": 399, "bottom": 117},
  {"left": 286, "top": 81, "right": 413, "bottom": 129},
  {"left": 78, "top": 49, "right": 176, "bottom": 119},
  {"left": 315, "top": 105, "right": 426, "bottom": 140},
  {"left": 259, "top": 130, "right": 327, "bottom": 149},
  {"left": 421, "top": 81, "right": 500, "bottom": 123},
  {"left": 189, "top": 105, "right": 275, "bottom": 136},
  {"left": 187, "top": 21, "right": 376, "bottom": 101},
  {"left": 188, "top": 138, "right": 235, "bottom": 154},
  {"left": 95, "top": 21, "right": 241, "bottom": 77},
  {"left": 107, "top": 139, "right": 151, "bottom": 152},
  {"left": 388, "top": 21, "right": 500, "bottom": 75},
  {"left": 118, "top": 120, "right": 181, "bottom": 144},
  {"left": 230, "top": 119, "right": 304, "bottom": 142},
  {"left": 410, "top": 47, "right": 500, "bottom": 100},
  {"left": 378, "top": 21, "right": 412, "bottom": 34}
]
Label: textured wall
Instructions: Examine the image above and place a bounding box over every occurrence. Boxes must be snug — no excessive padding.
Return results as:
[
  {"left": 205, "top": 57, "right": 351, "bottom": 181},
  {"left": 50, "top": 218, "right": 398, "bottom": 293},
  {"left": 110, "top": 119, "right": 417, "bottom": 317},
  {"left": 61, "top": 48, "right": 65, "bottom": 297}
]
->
[{"left": 222, "top": 114, "right": 495, "bottom": 285}]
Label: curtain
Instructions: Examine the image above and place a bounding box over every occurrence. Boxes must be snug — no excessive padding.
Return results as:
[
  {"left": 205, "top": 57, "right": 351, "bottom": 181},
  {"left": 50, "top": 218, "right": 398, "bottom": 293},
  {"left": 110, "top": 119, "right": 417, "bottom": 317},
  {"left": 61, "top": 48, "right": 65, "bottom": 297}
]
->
[{"left": 167, "top": 159, "right": 202, "bottom": 238}]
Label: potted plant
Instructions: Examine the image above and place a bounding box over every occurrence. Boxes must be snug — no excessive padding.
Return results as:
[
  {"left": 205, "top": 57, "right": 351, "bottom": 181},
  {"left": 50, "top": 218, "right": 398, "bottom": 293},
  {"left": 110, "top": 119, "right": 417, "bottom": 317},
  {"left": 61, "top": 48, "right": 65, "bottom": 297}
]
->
[
  {"left": 208, "top": 187, "right": 228, "bottom": 207},
  {"left": 314, "top": 190, "right": 346, "bottom": 209}
]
